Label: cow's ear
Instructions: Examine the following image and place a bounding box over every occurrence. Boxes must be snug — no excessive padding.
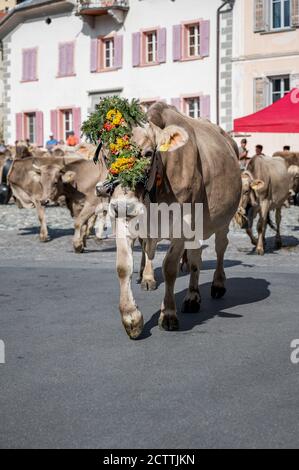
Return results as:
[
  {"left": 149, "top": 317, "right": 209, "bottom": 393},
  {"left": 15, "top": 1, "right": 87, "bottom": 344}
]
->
[
  {"left": 158, "top": 125, "right": 189, "bottom": 152},
  {"left": 32, "top": 164, "right": 41, "bottom": 174},
  {"left": 61, "top": 171, "right": 76, "bottom": 183},
  {"left": 251, "top": 179, "right": 264, "bottom": 191}
]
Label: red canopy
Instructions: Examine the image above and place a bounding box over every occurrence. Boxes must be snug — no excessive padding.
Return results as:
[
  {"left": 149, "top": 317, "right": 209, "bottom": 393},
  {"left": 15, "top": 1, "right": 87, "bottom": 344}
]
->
[{"left": 234, "top": 88, "right": 299, "bottom": 133}]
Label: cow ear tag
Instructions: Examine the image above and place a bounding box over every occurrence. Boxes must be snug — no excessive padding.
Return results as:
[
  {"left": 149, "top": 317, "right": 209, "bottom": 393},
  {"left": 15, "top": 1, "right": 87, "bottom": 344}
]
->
[{"left": 159, "top": 142, "right": 171, "bottom": 152}]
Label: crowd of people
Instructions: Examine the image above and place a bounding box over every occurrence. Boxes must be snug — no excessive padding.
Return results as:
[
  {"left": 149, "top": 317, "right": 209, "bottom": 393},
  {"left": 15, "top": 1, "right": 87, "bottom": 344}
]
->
[{"left": 238, "top": 138, "right": 291, "bottom": 169}]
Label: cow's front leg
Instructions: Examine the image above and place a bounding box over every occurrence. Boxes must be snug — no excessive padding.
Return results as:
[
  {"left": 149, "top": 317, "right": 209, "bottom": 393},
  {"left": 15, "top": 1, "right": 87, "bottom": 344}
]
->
[
  {"left": 246, "top": 228, "right": 258, "bottom": 246},
  {"left": 275, "top": 207, "right": 282, "bottom": 249},
  {"left": 181, "top": 248, "right": 202, "bottom": 313},
  {"left": 116, "top": 220, "right": 143, "bottom": 339},
  {"left": 35, "top": 202, "right": 49, "bottom": 242},
  {"left": 211, "top": 224, "right": 229, "bottom": 299},
  {"left": 256, "top": 201, "right": 269, "bottom": 255},
  {"left": 159, "top": 240, "right": 185, "bottom": 331}
]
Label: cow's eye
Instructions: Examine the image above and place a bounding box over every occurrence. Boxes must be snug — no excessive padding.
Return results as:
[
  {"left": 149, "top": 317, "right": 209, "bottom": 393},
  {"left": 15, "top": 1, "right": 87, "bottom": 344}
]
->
[{"left": 145, "top": 150, "right": 154, "bottom": 158}]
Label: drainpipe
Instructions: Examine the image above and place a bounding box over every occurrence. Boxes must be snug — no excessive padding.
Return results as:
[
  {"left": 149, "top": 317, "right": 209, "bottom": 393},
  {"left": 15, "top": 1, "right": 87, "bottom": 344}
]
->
[{"left": 216, "top": 0, "right": 235, "bottom": 126}]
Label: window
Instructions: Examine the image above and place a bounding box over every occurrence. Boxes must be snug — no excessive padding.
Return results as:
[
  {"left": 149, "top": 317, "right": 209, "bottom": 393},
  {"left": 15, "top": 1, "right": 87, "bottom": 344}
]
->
[
  {"left": 104, "top": 38, "right": 114, "bottom": 69},
  {"left": 271, "top": 0, "right": 291, "bottom": 29},
  {"left": 187, "top": 24, "right": 200, "bottom": 57},
  {"left": 270, "top": 76, "right": 290, "bottom": 103},
  {"left": 145, "top": 31, "right": 157, "bottom": 63},
  {"left": 24, "top": 113, "right": 36, "bottom": 143},
  {"left": 58, "top": 42, "right": 75, "bottom": 77},
  {"left": 62, "top": 110, "right": 73, "bottom": 140},
  {"left": 184, "top": 97, "right": 201, "bottom": 118},
  {"left": 22, "top": 48, "right": 37, "bottom": 82}
]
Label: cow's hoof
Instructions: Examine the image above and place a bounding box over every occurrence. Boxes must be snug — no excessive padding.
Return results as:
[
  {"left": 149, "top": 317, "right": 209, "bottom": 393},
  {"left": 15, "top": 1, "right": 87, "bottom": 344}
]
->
[
  {"left": 39, "top": 235, "right": 50, "bottom": 242},
  {"left": 275, "top": 238, "right": 282, "bottom": 249},
  {"left": 181, "top": 293, "right": 201, "bottom": 313},
  {"left": 256, "top": 247, "right": 264, "bottom": 256},
  {"left": 74, "top": 243, "right": 84, "bottom": 254},
  {"left": 141, "top": 279, "right": 157, "bottom": 291},
  {"left": 211, "top": 284, "right": 226, "bottom": 299},
  {"left": 158, "top": 313, "right": 179, "bottom": 331},
  {"left": 122, "top": 310, "right": 144, "bottom": 340}
]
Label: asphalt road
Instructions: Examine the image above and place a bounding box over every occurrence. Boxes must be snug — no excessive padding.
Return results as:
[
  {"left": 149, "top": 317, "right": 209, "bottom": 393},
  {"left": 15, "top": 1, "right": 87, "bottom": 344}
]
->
[{"left": 1, "top": 203, "right": 299, "bottom": 449}]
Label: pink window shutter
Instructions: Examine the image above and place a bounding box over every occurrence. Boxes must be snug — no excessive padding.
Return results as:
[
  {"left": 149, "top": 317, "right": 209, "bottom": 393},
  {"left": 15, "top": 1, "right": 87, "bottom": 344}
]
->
[
  {"left": 90, "top": 38, "right": 98, "bottom": 72},
  {"left": 58, "top": 44, "right": 66, "bottom": 76},
  {"left": 157, "top": 28, "right": 167, "bottom": 64},
  {"left": 73, "top": 107, "right": 81, "bottom": 141},
  {"left": 114, "top": 35, "right": 123, "bottom": 69},
  {"left": 200, "top": 20, "right": 210, "bottom": 57},
  {"left": 66, "top": 43, "right": 74, "bottom": 75},
  {"left": 50, "top": 110, "right": 58, "bottom": 140},
  {"left": 16, "top": 113, "right": 23, "bottom": 140},
  {"left": 132, "top": 32, "right": 141, "bottom": 67},
  {"left": 22, "top": 50, "right": 29, "bottom": 81},
  {"left": 29, "top": 49, "right": 37, "bottom": 81},
  {"left": 171, "top": 98, "right": 181, "bottom": 111},
  {"left": 36, "top": 111, "right": 44, "bottom": 146},
  {"left": 201, "top": 95, "right": 210, "bottom": 120},
  {"left": 173, "top": 25, "right": 182, "bottom": 61}
]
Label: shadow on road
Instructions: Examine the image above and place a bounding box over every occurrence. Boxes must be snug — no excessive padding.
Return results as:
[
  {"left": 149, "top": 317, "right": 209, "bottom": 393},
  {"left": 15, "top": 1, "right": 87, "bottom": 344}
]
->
[
  {"left": 19, "top": 226, "right": 74, "bottom": 239},
  {"left": 139, "top": 277, "right": 271, "bottom": 340}
]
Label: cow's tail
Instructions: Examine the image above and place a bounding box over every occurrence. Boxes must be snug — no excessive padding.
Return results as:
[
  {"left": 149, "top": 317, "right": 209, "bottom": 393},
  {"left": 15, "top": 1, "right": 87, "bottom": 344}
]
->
[{"left": 267, "top": 213, "right": 277, "bottom": 231}]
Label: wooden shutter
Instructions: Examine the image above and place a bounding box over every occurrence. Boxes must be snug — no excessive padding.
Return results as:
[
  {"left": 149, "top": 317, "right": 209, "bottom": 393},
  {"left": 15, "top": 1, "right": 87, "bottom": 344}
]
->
[
  {"left": 22, "top": 50, "right": 30, "bottom": 81},
  {"left": 50, "top": 110, "right": 58, "bottom": 140},
  {"left": 66, "top": 42, "right": 74, "bottom": 76},
  {"left": 36, "top": 111, "right": 44, "bottom": 147},
  {"left": 291, "top": 73, "right": 299, "bottom": 89},
  {"left": 254, "top": 0, "right": 267, "bottom": 32},
  {"left": 90, "top": 38, "right": 98, "bottom": 72},
  {"left": 200, "top": 20, "right": 210, "bottom": 57},
  {"left": 254, "top": 77, "right": 269, "bottom": 111},
  {"left": 16, "top": 113, "right": 23, "bottom": 140},
  {"left": 171, "top": 98, "right": 181, "bottom": 111},
  {"left": 173, "top": 25, "right": 182, "bottom": 61},
  {"left": 132, "top": 32, "right": 141, "bottom": 67},
  {"left": 114, "top": 35, "right": 123, "bottom": 69},
  {"left": 157, "top": 28, "right": 167, "bottom": 63},
  {"left": 292, "top": 0, "right": 299, "bottom": 27},
  {"left": 58, "top": 44, "right": 67, "bottom": 76},
  {"left": 29, "top": 49, "right": 37, "bottom": 81},
  {"left": 200, "top": 95, "right": 211, "bottom": 119},
  {"left": 73, "top": 107, "right": 81, "bottom": 141}
]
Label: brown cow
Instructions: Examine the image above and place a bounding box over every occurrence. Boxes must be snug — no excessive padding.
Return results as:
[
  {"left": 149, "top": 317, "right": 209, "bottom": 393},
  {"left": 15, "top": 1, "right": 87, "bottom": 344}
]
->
[
  {"left": 235, "top": 155, "right": 290, "bottom": 255},
  {"left": 8, "top": 153, "right": 107, "bottom": 251},
  {"left": 97, "top": 102, "right": 242, "bottom": 339},
  {"left": 273, "top": 151, "right": 299, "bottom": 168}
]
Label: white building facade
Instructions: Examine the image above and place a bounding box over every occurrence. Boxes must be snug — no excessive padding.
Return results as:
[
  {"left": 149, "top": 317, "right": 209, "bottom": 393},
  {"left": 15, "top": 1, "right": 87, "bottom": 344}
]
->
[{"left": 0, "top": 0, "right": 235, "bottom": 146}]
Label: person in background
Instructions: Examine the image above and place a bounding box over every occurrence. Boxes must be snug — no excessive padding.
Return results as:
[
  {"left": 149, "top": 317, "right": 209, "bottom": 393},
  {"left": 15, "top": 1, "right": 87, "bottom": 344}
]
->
[
  {"left": 283, "top": 145, "right": 291, "bottom": 151},
  {"left": 254, "top": 145, "right": 265, "bottom": 157},
  {"left": 25, "top": 139, "right": 30, "bottom": 147},
  {"left": 66, "top": 131, "right": 78, "bottom": 147},
  {"left": 0, "top": 140, "right": 6, "bottom": 153},
  {"left": 238, "top": 138, "right": 250, "bottom": 169},
  {"left": 46, "top": 133, "right": 59, "bottom": 151}
]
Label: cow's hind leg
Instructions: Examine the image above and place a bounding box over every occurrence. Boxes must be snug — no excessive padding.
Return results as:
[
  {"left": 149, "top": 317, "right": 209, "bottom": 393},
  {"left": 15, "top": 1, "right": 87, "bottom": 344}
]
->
[
  {"left": 256, "top": 201, "right": 269, "bottom": 255},
  {"left": 181, "top": 247, "right": 203, "bottom": 313},
  {"left": 35, "top": 202, "right": 49, "bottom": 242},
  {"left": 211, "top": 225, "right": 229, "bottom": 299},
  {"left": 73, "top": 203, "right": 95, "bottom": 253},
  {"left": 137, "top": 239, "right": 157, "bottom": 291},
  {"left": 275, "top": 207, "right": 282, "bottom": 249},
  {"left": 159, "top": 240, "right": 185, "bottom": 331}
]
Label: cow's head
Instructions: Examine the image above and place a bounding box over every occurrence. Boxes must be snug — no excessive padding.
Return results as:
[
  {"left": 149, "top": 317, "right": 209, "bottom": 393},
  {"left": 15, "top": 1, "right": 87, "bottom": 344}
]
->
[
  {"left": 235, "top": 170, "right": 265, "bottom": 229},
  {"left": 288, "top": 165, "right": 299, "bottom": 195},
  {"left": 32, "top": 160, "right": 76, "bottom": 205}
]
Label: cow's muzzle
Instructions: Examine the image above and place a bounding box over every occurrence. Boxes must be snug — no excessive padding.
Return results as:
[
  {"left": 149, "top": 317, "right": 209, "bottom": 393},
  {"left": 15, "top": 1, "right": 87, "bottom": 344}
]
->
[
  {"left": 96, "top": 179, "right": 120, "bottom": 198},
  {"left": 41, "top": 199, "right": 50, "bottom": 207}
]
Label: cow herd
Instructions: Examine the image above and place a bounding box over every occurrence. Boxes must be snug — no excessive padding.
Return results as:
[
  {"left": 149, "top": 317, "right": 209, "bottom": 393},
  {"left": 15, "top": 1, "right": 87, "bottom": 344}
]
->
[{"left": 0, "top": 102, "right": 298, "bottom": 339}]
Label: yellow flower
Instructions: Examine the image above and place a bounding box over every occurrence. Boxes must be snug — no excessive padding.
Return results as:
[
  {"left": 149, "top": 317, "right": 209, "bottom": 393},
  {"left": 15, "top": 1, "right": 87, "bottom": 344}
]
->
[
  {"left": 106, "top": 109, "right": 123, "bottom": 125},
  {"left": 109, "top": 143, "right": 119, "bottom": 153},
  {"left": 110, "top": 157, "right": 136, "bottom": 175}
]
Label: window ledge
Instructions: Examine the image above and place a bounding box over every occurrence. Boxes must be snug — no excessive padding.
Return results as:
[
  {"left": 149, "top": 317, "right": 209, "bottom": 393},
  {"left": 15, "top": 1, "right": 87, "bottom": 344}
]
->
[
  {"left": 95, "top": 67, "right": 120, "bottom": 73},
  {"left": 56, "top": 73, "right": 77, "bottom": 78},
  {"left": 139, "top": 62, "right": 161, "bottom": 68},
  {"left": 177, "top": 56, "right": 206, "bottom": 63},
  {"left": 260, "top": 27, "right": 296, "bottom": 35},
  {"left": 20, "top": 79, "right": 38, "bottom": 83}
]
